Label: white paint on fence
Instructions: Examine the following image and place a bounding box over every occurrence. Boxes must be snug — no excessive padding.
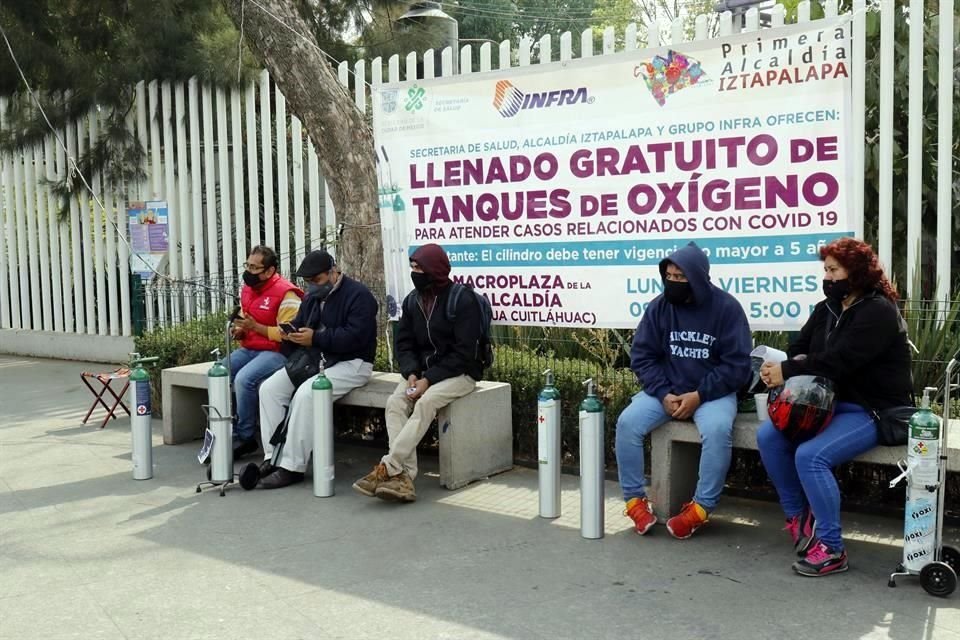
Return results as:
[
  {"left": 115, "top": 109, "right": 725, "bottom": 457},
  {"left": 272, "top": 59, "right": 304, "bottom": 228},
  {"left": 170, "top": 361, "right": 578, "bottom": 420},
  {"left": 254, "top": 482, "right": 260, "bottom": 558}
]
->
[
  {"left": 291, "top": 115, "right": 306, "bottom": 269},
  {"left": 217, "top": 87, "right": 235, "bottom": 307},
  {"left": 24, "top": 145, "right": 42, "bottom": 330},
  {"left": 189, "top": 78, "right": 206, "bottom": 287},
  {"left": 878, "top": 0, "right": 894, "bottom": 273},
  {"left": 936, "top": 0, "right": 955, "bottom": 306},
  {"left": 202, "top": 84, "right": 219, "bottom": 312},
  {"left": 906, "top": 0, "right": 923, "bottom": 298},
  {"left": 0, "top": 97, "right": 13, "bottom": 329},
  {"left": 67, "top": 119, "right": 84, "bottom": 334},
  {"left": 276, "top": 89, "right": 290, "bottom": 272},
  {"left": 36, "top": 141, "right": 53, "bottom": 332},
  {"left": 259, "top": 70, "right": 275, "bottom": 253},
  {"left": 231, "top": 88, "right": 247, "bottom": 274}
]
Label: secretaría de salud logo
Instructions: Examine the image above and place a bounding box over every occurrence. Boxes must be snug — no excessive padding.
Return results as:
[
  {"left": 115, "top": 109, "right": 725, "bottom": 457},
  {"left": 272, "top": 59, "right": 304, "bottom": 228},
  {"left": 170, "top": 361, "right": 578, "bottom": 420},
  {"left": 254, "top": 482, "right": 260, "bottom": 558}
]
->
[
  {"left": 492, "top": 79, "right": 593, "bottom": 118},
  {"left": 634, "top": 50, "right": 709, "bottom": 106}
]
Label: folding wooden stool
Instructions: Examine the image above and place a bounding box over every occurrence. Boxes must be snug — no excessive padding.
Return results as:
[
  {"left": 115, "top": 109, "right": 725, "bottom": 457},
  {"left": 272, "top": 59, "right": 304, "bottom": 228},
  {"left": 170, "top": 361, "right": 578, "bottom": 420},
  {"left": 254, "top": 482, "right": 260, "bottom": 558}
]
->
[{"left": 80, "top": 367, "right": 132, "bottom": 428}]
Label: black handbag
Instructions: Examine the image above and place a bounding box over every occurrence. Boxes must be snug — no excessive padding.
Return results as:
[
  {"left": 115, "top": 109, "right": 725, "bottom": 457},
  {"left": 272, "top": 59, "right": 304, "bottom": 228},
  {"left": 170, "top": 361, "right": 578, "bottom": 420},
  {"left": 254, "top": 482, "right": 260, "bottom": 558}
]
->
[
  {"left": 284, "top": 347, "right": 321, "bottom": 388},
  {"left": 870, "top": 406, "right": 916, "bottom": 447}
]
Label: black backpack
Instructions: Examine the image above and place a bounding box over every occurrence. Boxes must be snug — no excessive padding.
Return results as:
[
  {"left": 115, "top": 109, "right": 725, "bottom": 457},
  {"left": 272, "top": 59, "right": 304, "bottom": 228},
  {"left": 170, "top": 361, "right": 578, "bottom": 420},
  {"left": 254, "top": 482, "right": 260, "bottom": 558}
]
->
[{"left": 403, "top": 283, "right": 494, "bottom": 369}]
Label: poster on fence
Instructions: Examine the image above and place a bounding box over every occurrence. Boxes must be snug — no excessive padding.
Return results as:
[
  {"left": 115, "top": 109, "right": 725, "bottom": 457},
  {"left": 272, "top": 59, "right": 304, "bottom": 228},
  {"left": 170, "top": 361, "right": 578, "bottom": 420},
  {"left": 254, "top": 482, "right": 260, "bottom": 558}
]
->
[
  {"left": 128, "top": 200, "right": 169, "bottom": 281},
  {"left": 373, "top": 18, "right": 854, "bottom": 330}
]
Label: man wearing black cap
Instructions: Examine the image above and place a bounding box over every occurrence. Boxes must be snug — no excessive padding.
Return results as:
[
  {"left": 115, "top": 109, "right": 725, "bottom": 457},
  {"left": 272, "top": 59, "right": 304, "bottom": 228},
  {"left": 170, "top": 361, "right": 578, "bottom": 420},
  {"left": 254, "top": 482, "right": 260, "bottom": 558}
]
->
[
  {"left": 352, "top": 243, "right": 484, "bottom": 503},
  {"left": 252, "top": 249, "right": 379, "bottom": 489}
]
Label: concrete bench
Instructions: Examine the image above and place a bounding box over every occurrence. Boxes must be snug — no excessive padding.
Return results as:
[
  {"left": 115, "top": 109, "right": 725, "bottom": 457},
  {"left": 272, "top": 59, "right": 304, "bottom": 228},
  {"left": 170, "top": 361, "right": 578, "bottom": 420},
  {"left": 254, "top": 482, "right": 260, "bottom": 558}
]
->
[
  {"left": 649, "top": 413, "right": 960, "bottom": 517},
  {"left": 161, "top": 363, "right": 513, "bottom": 490}
]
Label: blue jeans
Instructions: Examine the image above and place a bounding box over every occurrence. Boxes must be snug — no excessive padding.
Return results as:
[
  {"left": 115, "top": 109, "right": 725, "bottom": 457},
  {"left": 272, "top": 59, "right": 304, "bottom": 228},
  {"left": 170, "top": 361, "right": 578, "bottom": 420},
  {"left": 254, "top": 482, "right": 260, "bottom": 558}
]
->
[
  {"left": 615, "top": 391, "right": 738, "bottom": 511},
  {"left": 756, "top": 402, "right": 878, "bottom": 551},
  {"left": 228, "top": 347, "right": 287, "bottom": 442}
]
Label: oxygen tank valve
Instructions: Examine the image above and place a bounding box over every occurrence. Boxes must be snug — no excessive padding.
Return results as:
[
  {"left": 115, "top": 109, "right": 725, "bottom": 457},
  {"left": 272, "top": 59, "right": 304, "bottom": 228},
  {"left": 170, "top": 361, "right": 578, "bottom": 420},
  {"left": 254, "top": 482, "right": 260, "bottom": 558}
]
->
[{"left": 921, "top": 386, "right": 936, "bottom": 409}]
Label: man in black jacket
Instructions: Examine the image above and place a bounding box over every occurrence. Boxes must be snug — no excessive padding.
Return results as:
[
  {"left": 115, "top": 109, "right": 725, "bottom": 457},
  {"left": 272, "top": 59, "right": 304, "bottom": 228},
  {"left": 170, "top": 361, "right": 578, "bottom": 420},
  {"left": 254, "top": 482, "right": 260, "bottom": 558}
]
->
[
  {"left": 254, "top": 250, "right": 379, "bottom": 489},
  {"left": 353, "top": 243, "right": 483, "bottom": 502}
]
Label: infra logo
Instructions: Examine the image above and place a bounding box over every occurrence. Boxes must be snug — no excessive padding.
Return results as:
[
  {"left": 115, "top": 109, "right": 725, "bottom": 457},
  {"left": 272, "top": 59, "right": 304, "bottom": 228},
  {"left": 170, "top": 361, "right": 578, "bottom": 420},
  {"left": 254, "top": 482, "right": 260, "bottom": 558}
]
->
[
  {"left": 493, "top": 80, "right": 525, "bottom": 117},
  {"left": 492, "top": 79, "right": 592, "bottom": 118}
]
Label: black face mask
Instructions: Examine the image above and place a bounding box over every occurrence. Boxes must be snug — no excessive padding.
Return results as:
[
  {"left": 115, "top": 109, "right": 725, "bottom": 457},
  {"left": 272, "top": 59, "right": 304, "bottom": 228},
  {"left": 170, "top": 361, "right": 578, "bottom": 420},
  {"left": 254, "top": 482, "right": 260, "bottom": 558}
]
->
[
  {"left": 310, "top": 281, "right": 333, "bottom": 301},
  {"left": 822, "top": 278, "right": 852, "bottom": 302},
  {"left": 243, "top": 270, "right": 266, "bottom": 288},
  {"left": 663, "top": 280, "right": 692, "bottom": 305},
  {"left": 411, "top": 271, "right": 432, "bottom": 292}
]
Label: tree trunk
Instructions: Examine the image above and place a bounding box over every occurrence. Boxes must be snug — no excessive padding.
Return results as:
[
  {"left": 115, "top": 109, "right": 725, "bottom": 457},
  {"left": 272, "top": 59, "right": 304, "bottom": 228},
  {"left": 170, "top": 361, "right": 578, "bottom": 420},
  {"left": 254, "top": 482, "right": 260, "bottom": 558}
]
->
[{"left": 219, "top": 0, "right": 381, "bottom": 285}]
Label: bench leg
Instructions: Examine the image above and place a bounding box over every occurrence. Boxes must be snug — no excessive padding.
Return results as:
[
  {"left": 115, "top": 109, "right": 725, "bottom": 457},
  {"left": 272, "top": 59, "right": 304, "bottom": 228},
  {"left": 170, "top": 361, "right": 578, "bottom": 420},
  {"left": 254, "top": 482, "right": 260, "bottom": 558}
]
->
[
  {"left": 162, "top": 384, "right": 209, "bottom": 445},
  {"left": 437, "top": 387, "right": 513, "bottom": 490},
  {"left": 650, "top": 437, "right": 701, "bottom": 519}
]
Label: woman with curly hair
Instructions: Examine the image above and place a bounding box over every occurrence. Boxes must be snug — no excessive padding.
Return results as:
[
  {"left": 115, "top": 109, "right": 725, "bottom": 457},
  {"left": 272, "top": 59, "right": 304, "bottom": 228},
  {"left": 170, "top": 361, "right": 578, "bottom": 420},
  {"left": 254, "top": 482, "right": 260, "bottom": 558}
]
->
[{"left": 756, "top": 237, "right": 913, "bottom": 576}]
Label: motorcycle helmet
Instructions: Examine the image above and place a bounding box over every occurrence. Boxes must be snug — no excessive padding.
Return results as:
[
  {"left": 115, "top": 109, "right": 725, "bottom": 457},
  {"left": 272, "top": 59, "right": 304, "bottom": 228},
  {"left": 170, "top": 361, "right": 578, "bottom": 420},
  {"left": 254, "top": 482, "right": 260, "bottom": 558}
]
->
[{"left": 767, "top": 375, "right": 836, "bottom": 442}]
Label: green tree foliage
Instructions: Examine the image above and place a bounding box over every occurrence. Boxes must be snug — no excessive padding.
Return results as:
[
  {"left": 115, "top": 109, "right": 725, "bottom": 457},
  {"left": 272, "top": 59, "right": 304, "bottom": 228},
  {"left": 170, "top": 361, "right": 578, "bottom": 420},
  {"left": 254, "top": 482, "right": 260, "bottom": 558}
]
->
[{"left": 0, "top": 1, "right": 258, "bottom": 201}]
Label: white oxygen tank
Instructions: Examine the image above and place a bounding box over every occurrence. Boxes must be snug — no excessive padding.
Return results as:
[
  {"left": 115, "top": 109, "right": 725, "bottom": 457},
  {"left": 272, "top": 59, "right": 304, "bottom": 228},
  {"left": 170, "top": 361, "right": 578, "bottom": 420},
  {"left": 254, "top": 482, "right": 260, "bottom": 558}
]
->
[
  {"left": 579, "top": 379, "right": 605, "bottom": 539},
  {"left": 901, "top": 387, "right": 942, "bottom": 572},
  {"left": 312, "top": 367, "right": 335, "bottom": 497},
  {"left": 207, "top": 350, "right": 233, "bottom": 483},
  {"left": 128, "top": 353, "right": 157, "bottom": 480},
  {"left": 538, "top": 369, "right": 561, "bottom": 519}
]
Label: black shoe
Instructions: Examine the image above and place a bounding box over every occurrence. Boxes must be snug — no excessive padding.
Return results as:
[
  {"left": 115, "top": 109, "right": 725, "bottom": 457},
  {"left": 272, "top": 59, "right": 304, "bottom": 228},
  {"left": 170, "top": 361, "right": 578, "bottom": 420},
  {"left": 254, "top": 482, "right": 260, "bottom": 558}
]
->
[
  {"left": 239, "top": 460, "right": 276, "bottom": 490},
  {"left": 233, "top": 439, "right": 259, "bottom": 460},
  {"left": 258, "top": 467, "right": 304, "bottom": 490}
]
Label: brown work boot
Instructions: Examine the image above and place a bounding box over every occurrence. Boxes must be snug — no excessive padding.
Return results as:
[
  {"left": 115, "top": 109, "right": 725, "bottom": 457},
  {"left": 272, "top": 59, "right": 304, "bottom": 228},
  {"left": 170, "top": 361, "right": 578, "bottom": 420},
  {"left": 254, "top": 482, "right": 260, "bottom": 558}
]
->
[
  {"left": 375, "top": 471, "right": 417, "bottom": 503},
  {"left": 352, "top": 463, "right": 389, "bottom": 497}
]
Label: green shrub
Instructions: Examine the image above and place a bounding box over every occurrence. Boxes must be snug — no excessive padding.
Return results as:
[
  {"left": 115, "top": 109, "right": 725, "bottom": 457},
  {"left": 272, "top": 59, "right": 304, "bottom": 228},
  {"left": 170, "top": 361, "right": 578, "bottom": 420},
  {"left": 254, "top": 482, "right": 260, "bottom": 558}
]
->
[
  {"left": 487, "top": 344, "right": 636, "bottom": 465},
  {"left": 134, "top": 312, "right": 231, "bottom": 414}
]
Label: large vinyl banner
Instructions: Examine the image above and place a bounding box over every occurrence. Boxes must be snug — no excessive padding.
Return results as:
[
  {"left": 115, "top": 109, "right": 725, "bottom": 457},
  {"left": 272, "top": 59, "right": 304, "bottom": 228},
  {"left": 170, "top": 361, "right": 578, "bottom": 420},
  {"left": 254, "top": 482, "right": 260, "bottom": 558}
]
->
[{"left": 373, "top": 18, "right": 854, "bottom": 330}]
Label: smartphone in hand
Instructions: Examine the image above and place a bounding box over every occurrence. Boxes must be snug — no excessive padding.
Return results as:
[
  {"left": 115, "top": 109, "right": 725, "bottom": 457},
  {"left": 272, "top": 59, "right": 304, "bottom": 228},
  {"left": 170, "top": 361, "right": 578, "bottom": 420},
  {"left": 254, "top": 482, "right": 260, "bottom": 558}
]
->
[{"left": 279, "top": 323, "right": 298, "bottom": 334}]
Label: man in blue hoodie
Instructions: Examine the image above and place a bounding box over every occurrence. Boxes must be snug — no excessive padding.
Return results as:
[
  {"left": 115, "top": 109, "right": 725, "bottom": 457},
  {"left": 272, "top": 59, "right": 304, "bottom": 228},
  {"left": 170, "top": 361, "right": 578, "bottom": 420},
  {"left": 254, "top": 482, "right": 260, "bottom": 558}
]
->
[{"left": 617, "top": 242, "right": 751, "bottom": 539}]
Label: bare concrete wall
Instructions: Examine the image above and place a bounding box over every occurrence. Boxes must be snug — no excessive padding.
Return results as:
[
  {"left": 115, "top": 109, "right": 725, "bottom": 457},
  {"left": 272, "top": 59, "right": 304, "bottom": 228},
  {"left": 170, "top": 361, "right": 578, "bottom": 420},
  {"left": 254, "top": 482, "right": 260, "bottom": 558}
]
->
[{"left": 0, "top": 330, "right": 135, "bottom": 363}]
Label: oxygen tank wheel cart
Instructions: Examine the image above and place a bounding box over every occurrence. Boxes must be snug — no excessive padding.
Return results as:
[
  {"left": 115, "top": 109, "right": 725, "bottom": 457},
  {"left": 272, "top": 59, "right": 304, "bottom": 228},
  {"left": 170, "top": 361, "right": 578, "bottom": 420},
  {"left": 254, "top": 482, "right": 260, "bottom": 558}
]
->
[
  {"left": 196, "top": 317, "right": 239, "bottom": 496},
  {"left": 888, "top": 350, "right": 960, "bottom": 597}
]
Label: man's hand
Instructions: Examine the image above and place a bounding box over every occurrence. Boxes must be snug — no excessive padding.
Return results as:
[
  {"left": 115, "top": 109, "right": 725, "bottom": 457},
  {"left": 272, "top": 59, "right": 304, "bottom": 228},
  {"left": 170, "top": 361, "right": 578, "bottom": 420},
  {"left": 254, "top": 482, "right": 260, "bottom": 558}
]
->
[
  {"left": 760, "top": 362, "right": 784, "bottom": 388},
  {"left": 236, "top": 316, "right": 260, "bottom": 334},
  {"left": 407, "top": 374, "right": 418, "bottom": 388},
  {"left": 672, "top": 391, "right": 701, "bottom": 420},
  {"left": 229, "top": 326, "right": 245, "bottom": 339},
  {"left": 286, "top": 327, "right": 315, "bottom": 346},
  {"left": 408, "top": 377, "right": 430, "bottom": 400},
  {"left": 662, "top": 393, "right": 681, "bottom": 416}
]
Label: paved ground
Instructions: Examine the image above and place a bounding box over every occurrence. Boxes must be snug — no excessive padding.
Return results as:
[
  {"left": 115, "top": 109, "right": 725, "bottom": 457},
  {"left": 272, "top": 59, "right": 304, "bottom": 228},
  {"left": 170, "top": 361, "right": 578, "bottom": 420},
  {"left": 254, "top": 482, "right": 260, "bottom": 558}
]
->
[{"left": 2, "top": 354, "right": 959, "bottom": 640}]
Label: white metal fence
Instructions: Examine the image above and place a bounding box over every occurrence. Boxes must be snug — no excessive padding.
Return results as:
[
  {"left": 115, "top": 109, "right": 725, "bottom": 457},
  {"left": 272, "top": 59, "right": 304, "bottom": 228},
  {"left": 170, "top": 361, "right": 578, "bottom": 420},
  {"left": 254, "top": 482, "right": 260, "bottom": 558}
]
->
[
  {"left": 0, "top": 0, "right": 953, "bottom": 338},
  {"left": 0, "top": 71, "right": 338, "bottom": 335}
]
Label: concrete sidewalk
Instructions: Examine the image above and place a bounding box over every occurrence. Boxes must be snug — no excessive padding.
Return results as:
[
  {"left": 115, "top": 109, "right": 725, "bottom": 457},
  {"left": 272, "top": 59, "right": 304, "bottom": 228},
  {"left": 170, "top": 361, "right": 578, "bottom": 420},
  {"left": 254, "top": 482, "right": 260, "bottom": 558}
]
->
[{"left": 1, "top": 355, "right": 958, "bottom": 640}]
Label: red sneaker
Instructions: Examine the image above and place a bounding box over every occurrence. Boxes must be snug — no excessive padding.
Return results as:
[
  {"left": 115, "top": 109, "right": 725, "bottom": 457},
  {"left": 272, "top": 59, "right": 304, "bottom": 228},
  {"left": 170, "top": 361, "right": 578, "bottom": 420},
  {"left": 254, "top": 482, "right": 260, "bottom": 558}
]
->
[
  {"left": 666, "top": 501, "right": 709, "bottom": 539},
  {"left": 624, "top": 497, "right": 657, "bottom": 535}
]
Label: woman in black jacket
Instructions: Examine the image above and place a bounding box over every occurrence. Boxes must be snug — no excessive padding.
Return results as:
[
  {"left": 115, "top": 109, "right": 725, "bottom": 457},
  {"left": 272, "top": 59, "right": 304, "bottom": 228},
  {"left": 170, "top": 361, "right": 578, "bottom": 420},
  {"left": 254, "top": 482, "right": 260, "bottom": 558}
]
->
[{"left": 757, "top": 237, "right": 912, "bottom": 577}]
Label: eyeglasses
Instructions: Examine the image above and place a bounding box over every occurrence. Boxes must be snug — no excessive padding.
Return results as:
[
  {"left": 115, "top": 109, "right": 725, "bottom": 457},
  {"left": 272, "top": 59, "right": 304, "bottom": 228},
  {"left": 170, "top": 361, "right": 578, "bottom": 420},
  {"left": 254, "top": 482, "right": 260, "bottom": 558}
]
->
[{"left": 243, "top": 263, "right": 266, "bottom": 273}]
